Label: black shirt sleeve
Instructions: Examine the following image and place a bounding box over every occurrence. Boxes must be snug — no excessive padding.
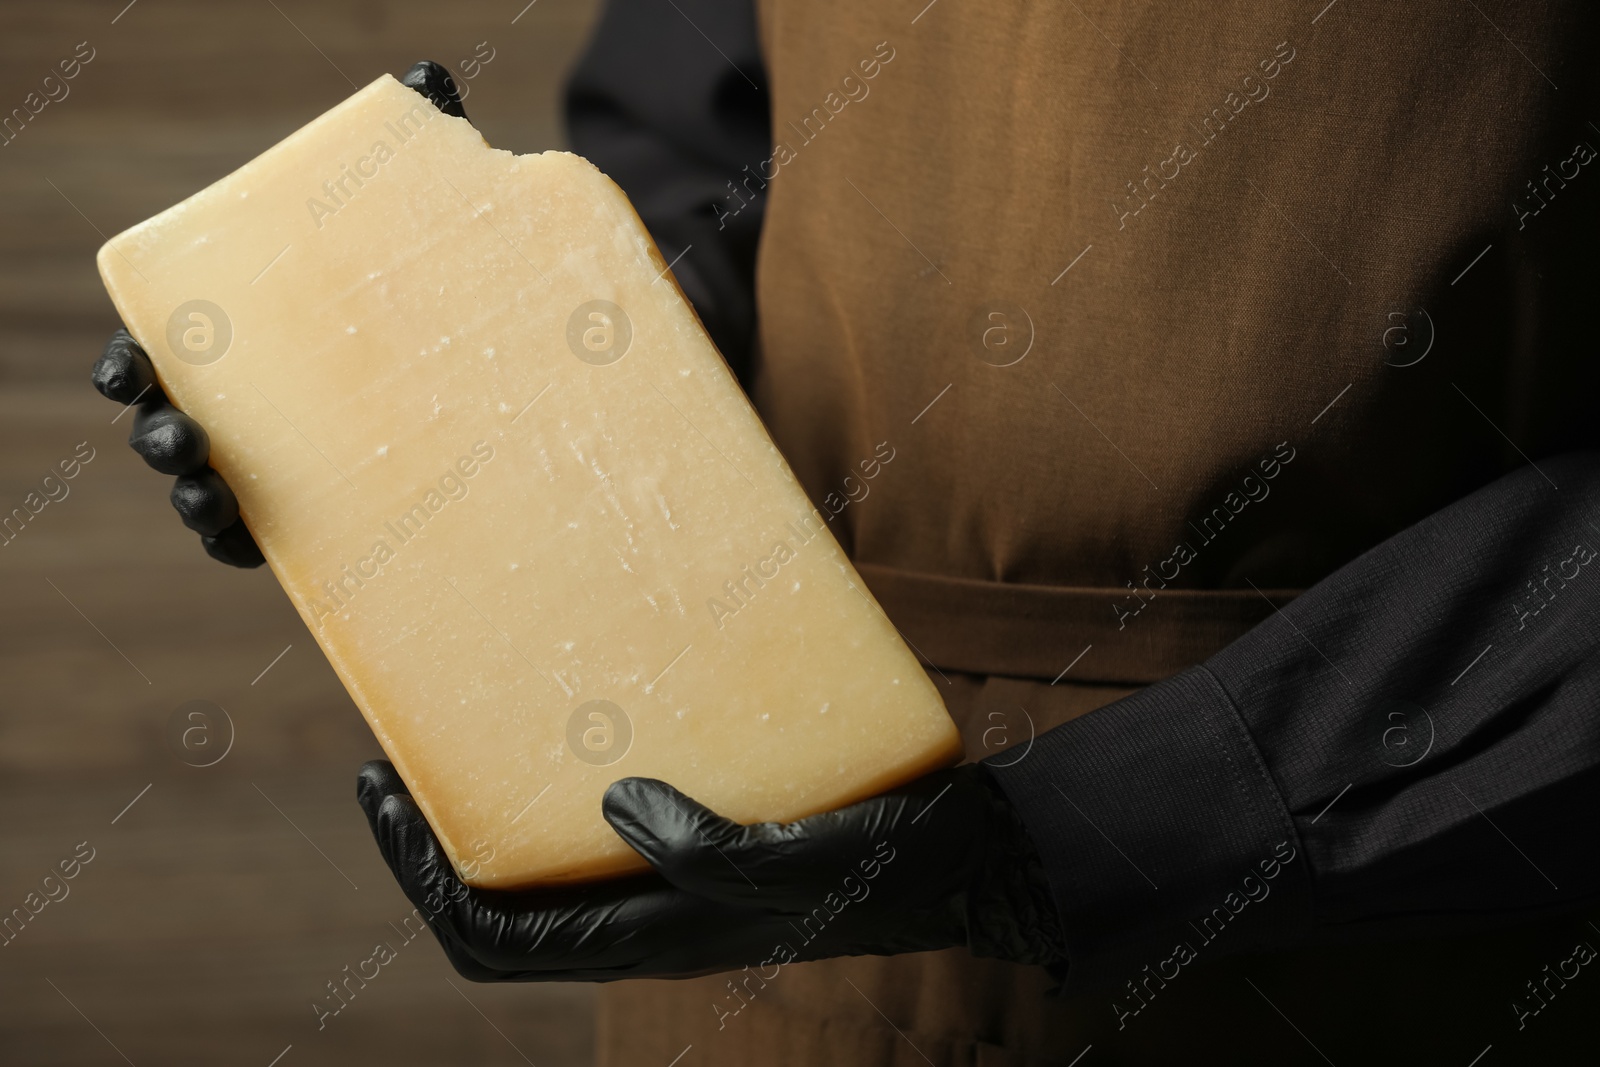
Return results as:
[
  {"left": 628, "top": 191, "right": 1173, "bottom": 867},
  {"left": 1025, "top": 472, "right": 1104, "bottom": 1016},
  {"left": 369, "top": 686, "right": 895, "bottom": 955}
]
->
[
  {"left": 563, "top": 0, "right": 769, "bottom": 384},
  {"left": 988, "top": 453, "right": 1600, "bottom": 992}
]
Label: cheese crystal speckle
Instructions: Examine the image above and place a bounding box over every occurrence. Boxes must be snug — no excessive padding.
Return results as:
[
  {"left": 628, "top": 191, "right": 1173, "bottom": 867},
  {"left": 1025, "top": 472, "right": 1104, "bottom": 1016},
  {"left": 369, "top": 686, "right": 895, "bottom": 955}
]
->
[{"left": 98, "top": 75, "right": 961, "bottom": 887}]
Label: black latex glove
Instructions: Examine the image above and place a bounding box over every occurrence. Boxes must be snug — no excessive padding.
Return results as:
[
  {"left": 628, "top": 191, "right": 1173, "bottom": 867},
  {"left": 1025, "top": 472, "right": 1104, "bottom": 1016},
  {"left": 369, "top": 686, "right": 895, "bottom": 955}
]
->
[
  {"left": 89, "top": 61, "right": 468, "bottom": 568},
  {"left": 355, "top": 758, "right": 1066, "bottom": 983}
]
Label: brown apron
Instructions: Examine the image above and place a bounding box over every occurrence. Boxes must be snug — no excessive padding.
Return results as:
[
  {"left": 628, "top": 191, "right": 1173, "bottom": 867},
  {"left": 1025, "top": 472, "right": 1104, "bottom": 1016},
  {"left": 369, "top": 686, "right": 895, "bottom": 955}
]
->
[{"left": 602, "top": 1, "right": 1600, "bottom": 1062}]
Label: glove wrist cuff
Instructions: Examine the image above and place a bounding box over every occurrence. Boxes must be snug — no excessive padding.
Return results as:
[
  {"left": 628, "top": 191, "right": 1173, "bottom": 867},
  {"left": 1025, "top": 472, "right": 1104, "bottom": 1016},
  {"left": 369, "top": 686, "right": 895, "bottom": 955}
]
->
[{"left": 964, "top": 763, "right": 1068, "bottom": 967}]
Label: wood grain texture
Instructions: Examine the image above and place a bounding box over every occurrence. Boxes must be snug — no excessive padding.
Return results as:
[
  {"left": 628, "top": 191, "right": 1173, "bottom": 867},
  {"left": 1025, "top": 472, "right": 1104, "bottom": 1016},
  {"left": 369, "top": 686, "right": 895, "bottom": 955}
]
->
[{"left": 1, "top": 2, "right": 600, "bottom": 1063}]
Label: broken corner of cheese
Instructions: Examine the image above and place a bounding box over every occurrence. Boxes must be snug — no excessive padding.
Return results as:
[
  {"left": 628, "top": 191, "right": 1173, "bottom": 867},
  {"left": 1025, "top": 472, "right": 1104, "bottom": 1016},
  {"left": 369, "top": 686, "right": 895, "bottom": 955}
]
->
[{"left": 97, "top": 74, "right": 962, "bottom": 888}]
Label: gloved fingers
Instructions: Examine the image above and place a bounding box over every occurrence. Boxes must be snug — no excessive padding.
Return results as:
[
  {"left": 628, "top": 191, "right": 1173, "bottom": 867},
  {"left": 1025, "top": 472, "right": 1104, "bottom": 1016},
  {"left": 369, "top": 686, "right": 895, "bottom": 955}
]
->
[
  {"left": 471, "top": 876, "right": 780, "bottom": 980},
  {"left": 602, "top": 777, "right": 820, "bottom": 907},
  {"left": 200, "top": 520, "right": 265, "bottom": 568},
  {"left": 356, "top": 759, "right": 410, "bottom": 834},
  {"left": 355, "top": 765, "right": 519, "bottom": 982},
  {"left": 96, "top": 327, "right": 260, "bottom": 568},
  {"left": 425, "top": 919, "right": 512, "bottom": 982},
  {"left": 171, "top": 468, "right": 239, "bottom": 535},
  {"left": 372, "top": 793, "right": 481, "bottom": 935},
  {"left": 130, "top": 404, "right": 209, "bottom": 476},
  {"left": 371, "top": 792, "right": 628, "bottom": 978},
  {"left": 92, "top": 329, "right": 162, "bottom": 406},
  {"left": 369, "top": 789, "right": 770, "bottom": 979},
  {"left": 400, "top": 60, "right": 468, "bottom": 121}
]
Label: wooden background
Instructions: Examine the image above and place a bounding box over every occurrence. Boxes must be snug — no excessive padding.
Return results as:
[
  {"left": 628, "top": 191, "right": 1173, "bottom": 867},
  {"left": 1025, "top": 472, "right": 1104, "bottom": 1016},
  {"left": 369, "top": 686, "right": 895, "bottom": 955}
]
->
[{"left": 0, "top": 2, "right": 601, "bottom": 1064}]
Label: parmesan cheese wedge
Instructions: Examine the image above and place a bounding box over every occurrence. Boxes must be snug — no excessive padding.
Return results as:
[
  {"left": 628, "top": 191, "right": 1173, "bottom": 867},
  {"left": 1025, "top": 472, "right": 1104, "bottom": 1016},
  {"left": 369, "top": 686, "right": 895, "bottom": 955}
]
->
[{"left": 97, "top": 74, "right": 961, "bottom": 887}]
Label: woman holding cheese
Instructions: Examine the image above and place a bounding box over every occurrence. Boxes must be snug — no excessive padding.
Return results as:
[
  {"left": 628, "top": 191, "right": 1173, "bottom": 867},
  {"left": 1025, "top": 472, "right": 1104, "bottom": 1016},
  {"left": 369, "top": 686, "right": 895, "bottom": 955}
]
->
[{"left": 94, "top": 2, "right": 1600, "bottom": 1063}]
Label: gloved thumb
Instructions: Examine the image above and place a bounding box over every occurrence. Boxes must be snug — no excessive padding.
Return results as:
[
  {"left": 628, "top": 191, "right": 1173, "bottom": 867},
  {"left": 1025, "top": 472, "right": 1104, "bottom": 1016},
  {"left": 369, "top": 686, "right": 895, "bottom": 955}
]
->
[
  {"left": 400, "top": 60, "right": 468, "bottom": 120},
  {"left": 603, "top": 778, "right": 784, "bottom": 906}
]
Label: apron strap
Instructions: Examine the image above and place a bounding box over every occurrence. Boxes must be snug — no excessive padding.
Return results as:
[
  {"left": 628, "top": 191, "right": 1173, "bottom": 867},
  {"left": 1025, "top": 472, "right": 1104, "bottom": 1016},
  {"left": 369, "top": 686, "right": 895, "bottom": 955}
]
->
[{"left": 856, "top": 562, "right": 1300, "bottom": 686}]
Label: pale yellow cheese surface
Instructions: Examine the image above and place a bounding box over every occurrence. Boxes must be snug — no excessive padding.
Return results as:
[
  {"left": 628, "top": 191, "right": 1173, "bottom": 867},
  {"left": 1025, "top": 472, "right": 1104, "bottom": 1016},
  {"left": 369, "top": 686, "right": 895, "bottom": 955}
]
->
[{"left": 98, "top": 75, "right": 961, "bottom": 887}]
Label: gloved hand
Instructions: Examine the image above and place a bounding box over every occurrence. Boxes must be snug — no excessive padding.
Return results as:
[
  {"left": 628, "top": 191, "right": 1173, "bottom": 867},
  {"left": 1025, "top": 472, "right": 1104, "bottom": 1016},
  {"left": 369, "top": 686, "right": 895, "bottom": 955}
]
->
[
  {"left": 88, "top": 60, "right": 469, "bottom": 567},
  {"left": 355, "top": 757, "right": 1067, "bottom": 982}
]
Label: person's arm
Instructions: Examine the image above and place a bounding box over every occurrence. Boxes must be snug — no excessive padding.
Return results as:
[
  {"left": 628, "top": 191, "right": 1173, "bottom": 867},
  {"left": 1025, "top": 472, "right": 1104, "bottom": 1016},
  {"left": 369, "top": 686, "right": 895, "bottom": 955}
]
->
[
  {"left": 354, "top": 453, "right": 1600, "bottom": 986},
  {"left": 991, "top": 451, "right": 1600, "bottom": 992},
  {"left": 564, "top": 0, "right": 768, "bottom": 384}
]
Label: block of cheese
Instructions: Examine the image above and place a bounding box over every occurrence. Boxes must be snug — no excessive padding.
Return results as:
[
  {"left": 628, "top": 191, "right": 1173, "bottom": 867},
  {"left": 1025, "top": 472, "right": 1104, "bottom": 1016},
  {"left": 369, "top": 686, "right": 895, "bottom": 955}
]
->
[{"left": 98, "top": 74, "right": 961, "bottom": 888}]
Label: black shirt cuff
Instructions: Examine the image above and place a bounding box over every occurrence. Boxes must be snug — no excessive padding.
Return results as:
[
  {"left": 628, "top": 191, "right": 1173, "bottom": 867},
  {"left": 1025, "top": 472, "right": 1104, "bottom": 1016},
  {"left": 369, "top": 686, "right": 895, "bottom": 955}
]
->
[{"left": 986, "top": 666, "right": 1309, "bottom": 993}]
